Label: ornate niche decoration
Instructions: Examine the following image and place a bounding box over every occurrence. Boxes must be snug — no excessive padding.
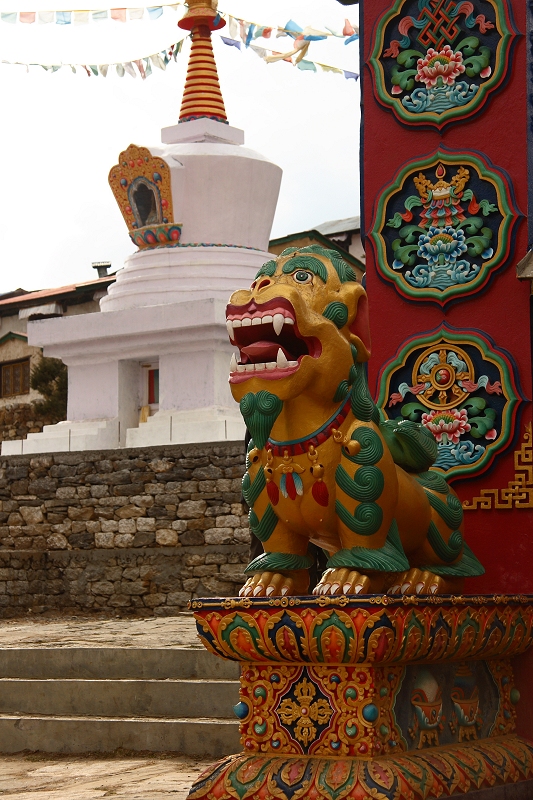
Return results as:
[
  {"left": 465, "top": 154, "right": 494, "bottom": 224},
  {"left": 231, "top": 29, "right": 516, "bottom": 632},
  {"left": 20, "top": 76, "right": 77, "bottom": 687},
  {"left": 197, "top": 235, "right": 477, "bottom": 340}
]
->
[
  {"left": 369, "top": 149, "right": 521, "bottom": 305},
  {"left": 108, "top": 144, "right": 181, "bottom": 250},
  {"left": 368, "top": 0, "right": 518, "bottom": 129},
  {"left": 377, "top": 325, "right": 524, "bottom": 481}
]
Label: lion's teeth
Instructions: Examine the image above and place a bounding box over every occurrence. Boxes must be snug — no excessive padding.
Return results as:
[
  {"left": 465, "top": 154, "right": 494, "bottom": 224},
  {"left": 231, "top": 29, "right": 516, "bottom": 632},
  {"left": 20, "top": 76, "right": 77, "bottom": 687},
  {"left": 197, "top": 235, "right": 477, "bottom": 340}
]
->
[
  {"left": 236, "top": 363, "right": 246, "bottom": 372},
  {"left": 241, "top": 317, "right": 252, "bottom": 327},
  {"left": 252, "top": 317, "right": 262, "bottom": 326},
  {"left": 245, "top": 363, "right": 255, "bottom": 371},
  {"left": 262, "top": 315, "right": 273, "bottom": 325},
  {"left": 276, "top": 349, "right": 289, "bottom": 369},
  {"left": 233, "top": 319, "right": 242, "bottom": 328},
  {"left": 230, "top": 353, "right": 237, "bottom": 372},
  {"left": 266, "top": 362, "right": 276, "bottom": 370},
  {"left": 284, "top": 317, "right": 294, "bottom": 325},
  {"left": 255, "top": 363, "right": 266, "bottom": 371},
  {"left": 273, "top": 314, "right": 285, "bottom": 336},
  {"left": 226, "top": 320, "right": 234, "bottom": 340},
  {"left": 288, "top": 360, "right": 298, "bottom": 367}
]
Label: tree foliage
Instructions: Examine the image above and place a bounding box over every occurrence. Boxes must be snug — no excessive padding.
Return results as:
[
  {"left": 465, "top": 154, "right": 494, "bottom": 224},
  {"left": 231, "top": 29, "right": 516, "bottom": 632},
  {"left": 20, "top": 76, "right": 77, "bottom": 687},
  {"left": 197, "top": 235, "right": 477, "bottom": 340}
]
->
[{"left": 30, "top": 356, "right": 67, "bottom": 422}]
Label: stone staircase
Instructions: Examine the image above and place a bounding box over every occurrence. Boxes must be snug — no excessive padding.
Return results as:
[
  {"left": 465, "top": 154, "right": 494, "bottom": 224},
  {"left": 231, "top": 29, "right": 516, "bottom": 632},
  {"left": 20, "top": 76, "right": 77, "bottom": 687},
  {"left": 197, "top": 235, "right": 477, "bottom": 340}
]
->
[{"left": 0, "top": 644, "right": 241, "bottom": 756}]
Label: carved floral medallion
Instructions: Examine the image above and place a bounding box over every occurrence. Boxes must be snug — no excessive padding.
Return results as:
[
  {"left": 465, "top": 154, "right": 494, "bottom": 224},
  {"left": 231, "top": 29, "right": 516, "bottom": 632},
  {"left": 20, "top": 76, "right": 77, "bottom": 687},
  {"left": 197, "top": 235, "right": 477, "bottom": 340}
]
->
[
  {"left": 369, "top": 0, "right": 518, "bottom": 128},
  {"left": 377, "top": 325, "right": 524, "bottom": 480},
  {"left": 370, "top": 149, "right": 521, "bottom": 304}
]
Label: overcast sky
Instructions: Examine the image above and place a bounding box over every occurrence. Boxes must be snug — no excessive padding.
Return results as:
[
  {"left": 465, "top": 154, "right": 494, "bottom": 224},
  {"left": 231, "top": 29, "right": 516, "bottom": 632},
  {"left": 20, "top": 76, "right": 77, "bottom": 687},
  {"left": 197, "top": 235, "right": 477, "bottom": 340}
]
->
[{"left": 0, "top": 0, "right": 360, "bottom": 294}]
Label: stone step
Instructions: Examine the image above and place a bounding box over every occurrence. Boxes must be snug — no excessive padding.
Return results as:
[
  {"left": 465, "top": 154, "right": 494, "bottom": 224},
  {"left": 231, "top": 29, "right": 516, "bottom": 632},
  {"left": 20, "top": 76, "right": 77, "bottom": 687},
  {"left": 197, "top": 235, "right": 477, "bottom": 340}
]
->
[
  {"left": 0, "top": 677, "right": 239, "bottom": 719},
  {"left": 0, "top": 714, "right": 241, "bottom": 757},
  {"left": 0, "top": 647, "right": 240, "bottom": 680}
]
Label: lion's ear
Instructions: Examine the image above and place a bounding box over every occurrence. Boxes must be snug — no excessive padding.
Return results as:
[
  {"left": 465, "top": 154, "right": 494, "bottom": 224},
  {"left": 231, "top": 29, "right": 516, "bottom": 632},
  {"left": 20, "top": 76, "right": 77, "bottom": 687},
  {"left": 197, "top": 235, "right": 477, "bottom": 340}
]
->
[{"left": 338, "top": 283, "right": 371, "bottom": 362}]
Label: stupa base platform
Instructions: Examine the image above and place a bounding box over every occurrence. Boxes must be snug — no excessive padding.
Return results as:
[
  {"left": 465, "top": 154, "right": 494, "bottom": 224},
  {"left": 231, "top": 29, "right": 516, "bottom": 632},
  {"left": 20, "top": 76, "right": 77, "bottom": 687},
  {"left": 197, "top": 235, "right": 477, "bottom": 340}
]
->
[
  {"left": 187, "top": 594, "right": 533, "bottom": 800},
  {"left": 188, "top": 738, "right": 533, "bottom": 799}
]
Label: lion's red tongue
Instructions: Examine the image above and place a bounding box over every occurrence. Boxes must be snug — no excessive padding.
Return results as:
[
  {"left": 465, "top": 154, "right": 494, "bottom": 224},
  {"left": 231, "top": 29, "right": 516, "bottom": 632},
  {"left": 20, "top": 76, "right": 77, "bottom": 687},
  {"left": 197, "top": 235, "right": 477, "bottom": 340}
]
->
[{"left": 240, "top": 341, "right": 293, "bottom": 364}]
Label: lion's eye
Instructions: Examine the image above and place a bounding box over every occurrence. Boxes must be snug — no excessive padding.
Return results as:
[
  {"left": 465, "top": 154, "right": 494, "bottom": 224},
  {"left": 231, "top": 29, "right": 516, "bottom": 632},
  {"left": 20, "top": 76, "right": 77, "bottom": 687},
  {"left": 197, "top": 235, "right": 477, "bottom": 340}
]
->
[{"left": 293, "top": 270, "right": 312, "bottom": 284}]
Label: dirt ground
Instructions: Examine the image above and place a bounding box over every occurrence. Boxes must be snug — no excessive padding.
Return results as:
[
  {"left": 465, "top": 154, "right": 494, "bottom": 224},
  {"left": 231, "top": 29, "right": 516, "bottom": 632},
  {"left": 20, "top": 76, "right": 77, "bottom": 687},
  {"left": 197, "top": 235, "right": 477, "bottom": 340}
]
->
[{"left": 0, "top": 752, "right": 212, "bottom": 799}]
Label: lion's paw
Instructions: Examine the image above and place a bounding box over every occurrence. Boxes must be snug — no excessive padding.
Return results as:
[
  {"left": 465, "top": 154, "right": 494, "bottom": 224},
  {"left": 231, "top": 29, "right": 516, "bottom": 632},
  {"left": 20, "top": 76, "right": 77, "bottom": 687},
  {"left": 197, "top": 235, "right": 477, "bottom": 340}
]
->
[
  {"left": 387, "top": 568, "right": 443, "bottom": 596},
  {"left": 313, "top": 568, "right": 371, "bottom": 596},
  {"left": 239, "top": 572, "right": 295, "bottom": 598}
]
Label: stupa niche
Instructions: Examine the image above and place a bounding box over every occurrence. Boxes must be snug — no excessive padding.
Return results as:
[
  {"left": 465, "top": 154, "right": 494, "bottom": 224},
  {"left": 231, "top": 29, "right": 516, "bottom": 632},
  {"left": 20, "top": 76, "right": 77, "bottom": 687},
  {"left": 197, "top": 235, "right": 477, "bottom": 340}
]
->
[{"left": 2, "top": 0, "right": 282, "bottom": 455}]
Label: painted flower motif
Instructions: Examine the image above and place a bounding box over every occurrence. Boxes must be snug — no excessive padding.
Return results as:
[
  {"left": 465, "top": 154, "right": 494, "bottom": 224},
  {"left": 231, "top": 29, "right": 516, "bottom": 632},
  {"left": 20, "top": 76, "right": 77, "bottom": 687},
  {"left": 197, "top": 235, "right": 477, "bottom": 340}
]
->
[
  {"left": 417, "top": 226, "right": 468, "bottom": 266},
  {"left": 421, "top": 408, "right": 471, "bottom": 445},
  {"left": 416, "top": 46, "right": 466, "bottom": 88}
]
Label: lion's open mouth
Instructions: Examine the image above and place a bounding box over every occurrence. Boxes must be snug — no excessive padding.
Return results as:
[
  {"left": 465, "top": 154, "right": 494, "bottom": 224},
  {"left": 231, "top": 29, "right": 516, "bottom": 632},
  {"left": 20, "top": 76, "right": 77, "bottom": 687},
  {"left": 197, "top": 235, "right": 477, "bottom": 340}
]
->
[{"left": 226, "top": 297, "right": 321, "bottom": 383}]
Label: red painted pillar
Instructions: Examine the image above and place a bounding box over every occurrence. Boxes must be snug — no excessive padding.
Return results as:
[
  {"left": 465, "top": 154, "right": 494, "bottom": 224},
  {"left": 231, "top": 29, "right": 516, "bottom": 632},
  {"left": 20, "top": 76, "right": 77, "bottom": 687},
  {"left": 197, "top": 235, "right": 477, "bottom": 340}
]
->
[{"left": 361, "top": 0, "right": 533, "bottom": 591}]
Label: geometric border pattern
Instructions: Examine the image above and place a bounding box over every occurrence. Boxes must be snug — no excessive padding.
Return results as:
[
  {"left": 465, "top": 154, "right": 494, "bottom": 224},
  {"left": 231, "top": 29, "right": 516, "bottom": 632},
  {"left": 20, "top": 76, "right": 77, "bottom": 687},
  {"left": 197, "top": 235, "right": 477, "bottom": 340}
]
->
[{"left": 463, "top": 423, "right": 533, "bottom": 509}]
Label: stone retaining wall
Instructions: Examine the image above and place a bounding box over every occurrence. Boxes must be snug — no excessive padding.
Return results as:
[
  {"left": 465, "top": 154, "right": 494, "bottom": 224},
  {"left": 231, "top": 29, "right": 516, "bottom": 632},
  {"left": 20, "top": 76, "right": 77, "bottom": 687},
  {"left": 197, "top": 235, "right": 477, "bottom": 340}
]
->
[
  {"left": 0, "top": 442, "right": 250, "bottom": 617},
  {"left": 0, "top": 403, "right": 53, "bottom": 443}
]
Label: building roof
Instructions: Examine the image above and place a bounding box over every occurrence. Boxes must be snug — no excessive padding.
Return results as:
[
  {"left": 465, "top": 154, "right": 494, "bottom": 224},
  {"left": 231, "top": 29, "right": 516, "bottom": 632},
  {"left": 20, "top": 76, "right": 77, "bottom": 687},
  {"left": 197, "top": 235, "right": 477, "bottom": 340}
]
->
[
  {"left": 0, "top": 274, "right": 116, "bottom": 316},
  {"left": 314, "top": 216, "right": 360, "bottom": 236}
]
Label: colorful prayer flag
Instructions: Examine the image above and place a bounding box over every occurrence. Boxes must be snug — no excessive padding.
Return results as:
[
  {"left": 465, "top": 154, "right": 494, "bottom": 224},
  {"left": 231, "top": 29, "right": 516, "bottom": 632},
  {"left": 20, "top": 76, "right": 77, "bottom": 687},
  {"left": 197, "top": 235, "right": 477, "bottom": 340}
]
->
[
  {"left": 147, "top": 6, "right": 163, "bottom": 20},
  {"left": 297, "top": 59, "right": 317, "bottom": 72},
  {"left": 111, "top": 9, "right": 127, "bottom": 22},
  {"left": 221, "top": 36, "right": 241, "bottom": 50}
]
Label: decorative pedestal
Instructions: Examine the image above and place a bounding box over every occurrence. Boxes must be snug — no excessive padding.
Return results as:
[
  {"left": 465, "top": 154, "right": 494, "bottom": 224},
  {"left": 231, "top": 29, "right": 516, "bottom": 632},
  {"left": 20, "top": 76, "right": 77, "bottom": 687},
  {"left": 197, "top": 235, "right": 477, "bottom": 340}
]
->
[{"left": 188, "top": 595, "right": 533, "bottom": 800}]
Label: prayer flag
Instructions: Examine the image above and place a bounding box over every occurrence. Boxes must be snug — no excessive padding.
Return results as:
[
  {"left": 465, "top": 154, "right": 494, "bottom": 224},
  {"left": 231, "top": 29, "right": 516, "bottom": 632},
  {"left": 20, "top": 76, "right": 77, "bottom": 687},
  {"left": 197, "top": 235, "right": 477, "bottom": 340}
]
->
[
  {"left": 134, "top": 59, "right": 146, "bottom": 78},
  {"left": 147, "top": 6, "right": 163, "bottom": 20},
  {"left": 144, "top": 57, "right": 152, "bottom": 76},
  {"left": 245, "top": 24, "right": 255, "bottom": 47},
  {"left": 228, "top": 16, "right": 238, "bottom": 39},
  {"left": 343, "top": 19, "right": 355, "bottom": 36},
  {"left": 116, "top": 63, "right": 125, "bottom": 76},
  {"left": 92, "top": 10, "right": 108, "bottom": 21},
  {"left": 56, "top": 11, "right": 72, "bottom": 24},
  {"left": 74, "top": 12, "right": 89, "bottom": 24},
  {"left": 1, "top": 12, "right": 17, "bottom": 23},
  {"left": 111, "top": 9, "right": 127, "bottom": 22},
  {"left": 221, "top": 36, "right": 241, "bottom": 50},
  {"left": 343, "top": 70, "right": 359, "bottom": 80},
  {"left": 89, "top": 65, "right": 99, "bottom": 75},
  {"left": 297, "top": 59, "right": 317, "bottom": 72},
  {"left": 20, "top": 12, "right": 36, "bottom": 24},
  {"left": 284, "top": 19, "right": 303, "bottom": 38},
  {"left": 129, "top": 8, "right": 144, "bottom": 19},
  {"left": 124, "top": 61, "right": 136, "bottom": 77},
  {"left": 345, "top": 33, "right": 359, "bottom": 45},
  {"left": 100, "top": 64, "right": 109, "bottom": 76},
  {"left": 250, "top": 45, "right": 267, "bottom": 59},
  {"left": 318, "top": 63, "right": 343, "bottom": 74},
  {"left": 38, "top": 11, "right": 54, "bottom": 23},
  {"left": 150, "top": 53, "right": 165, "bottom": 70}
]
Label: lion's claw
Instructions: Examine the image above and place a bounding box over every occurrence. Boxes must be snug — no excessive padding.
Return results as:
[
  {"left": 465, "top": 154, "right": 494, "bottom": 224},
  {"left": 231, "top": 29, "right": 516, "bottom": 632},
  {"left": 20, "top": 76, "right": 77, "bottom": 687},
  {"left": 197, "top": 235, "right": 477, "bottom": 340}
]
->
[
  {"left": 387, "top": 568, "right": 443, "bottom": 596},
  {"left": 313, "top": 568, "right": 371, "bottom": 596},
  {"left": 239, "top": 572, "right": 294, "bottom": 598}
]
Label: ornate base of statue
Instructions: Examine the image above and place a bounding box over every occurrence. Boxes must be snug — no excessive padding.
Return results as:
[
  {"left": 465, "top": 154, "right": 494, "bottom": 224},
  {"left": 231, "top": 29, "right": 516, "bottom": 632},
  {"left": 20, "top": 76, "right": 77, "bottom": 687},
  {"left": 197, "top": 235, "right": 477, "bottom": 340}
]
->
[{"left": 187, "top": 595, "right": 533, "bottom": 800}]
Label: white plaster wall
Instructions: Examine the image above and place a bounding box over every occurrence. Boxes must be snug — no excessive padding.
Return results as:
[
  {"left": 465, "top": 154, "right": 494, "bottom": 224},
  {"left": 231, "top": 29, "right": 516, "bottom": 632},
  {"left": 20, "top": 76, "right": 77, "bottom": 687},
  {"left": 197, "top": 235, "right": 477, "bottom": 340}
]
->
[
  {"left": 67, "top": 362, "right": 120, "bottom": 421},
  {"left": 117, "top": 360, "right": 141, "bottom": 445},
  {"left": 154, "top": 142, "right": 281, "bottom": 251}
]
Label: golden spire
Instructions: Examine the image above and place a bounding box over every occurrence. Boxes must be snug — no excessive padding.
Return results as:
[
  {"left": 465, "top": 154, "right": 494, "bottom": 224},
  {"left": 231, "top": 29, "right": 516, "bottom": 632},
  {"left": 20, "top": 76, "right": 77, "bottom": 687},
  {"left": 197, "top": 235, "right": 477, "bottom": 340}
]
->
[{"left": 178, "top": 0, "right": 228, "bottom": 124}]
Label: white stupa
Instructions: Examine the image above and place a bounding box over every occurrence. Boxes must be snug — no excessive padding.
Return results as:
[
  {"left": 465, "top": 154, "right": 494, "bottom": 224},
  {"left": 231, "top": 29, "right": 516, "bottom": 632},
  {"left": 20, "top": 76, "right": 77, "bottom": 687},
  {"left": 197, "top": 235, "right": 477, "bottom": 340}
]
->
[{"left": 3, "top": 0, "right": 282, "bottom": 455}]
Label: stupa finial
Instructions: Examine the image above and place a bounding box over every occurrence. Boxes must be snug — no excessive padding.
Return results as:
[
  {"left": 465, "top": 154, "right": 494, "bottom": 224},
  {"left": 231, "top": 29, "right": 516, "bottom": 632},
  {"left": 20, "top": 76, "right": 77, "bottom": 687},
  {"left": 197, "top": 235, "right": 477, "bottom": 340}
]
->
[{"left": 178, "top": 0, "right": 228, "bottom": 124}]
